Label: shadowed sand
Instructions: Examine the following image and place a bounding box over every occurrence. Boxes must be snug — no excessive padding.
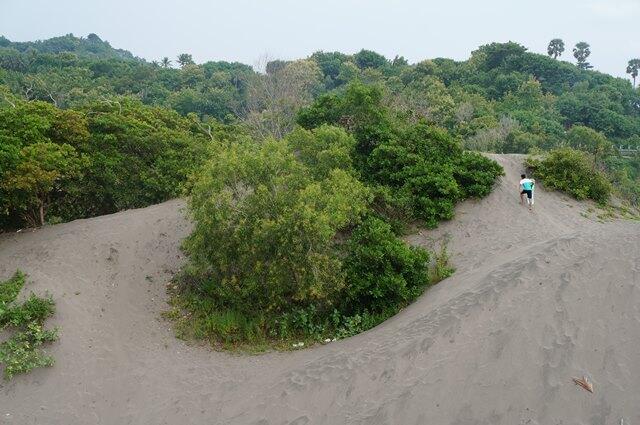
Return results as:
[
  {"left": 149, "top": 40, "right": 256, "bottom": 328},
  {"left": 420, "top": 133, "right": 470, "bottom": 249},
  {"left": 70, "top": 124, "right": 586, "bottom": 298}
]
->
[{"left": 1, "top": 154, "right": 639, "bottom": 425}]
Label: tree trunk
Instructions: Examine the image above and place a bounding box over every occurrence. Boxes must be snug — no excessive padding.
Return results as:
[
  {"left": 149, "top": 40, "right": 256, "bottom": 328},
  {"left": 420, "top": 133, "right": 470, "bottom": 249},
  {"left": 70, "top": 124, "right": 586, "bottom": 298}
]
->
[{"left": 39, "top": 201, "right": 45, "bottom": 227}]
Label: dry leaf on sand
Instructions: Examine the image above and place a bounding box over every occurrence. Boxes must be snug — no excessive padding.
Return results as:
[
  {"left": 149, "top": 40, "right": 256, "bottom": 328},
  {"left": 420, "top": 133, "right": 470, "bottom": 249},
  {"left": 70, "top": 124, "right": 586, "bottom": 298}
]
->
[{"left": 572, "top": 376, "right": 594, "bottom": 393}]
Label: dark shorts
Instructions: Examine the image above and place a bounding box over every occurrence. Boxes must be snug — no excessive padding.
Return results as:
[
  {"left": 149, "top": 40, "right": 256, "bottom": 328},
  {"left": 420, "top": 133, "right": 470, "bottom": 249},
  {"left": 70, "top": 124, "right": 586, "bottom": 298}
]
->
[{"left": 521, "top": 189, "right": 532, "bottom": 199}]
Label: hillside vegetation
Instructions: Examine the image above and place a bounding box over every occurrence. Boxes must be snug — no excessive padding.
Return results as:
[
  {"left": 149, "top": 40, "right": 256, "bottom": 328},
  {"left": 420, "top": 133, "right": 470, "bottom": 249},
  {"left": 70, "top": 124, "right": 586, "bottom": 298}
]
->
[
  {"left": 1, "top": 35, "right": 638, "bottom": 231},
  {"left": 1, "top": 34, "right": 638, "bottom": 346}
]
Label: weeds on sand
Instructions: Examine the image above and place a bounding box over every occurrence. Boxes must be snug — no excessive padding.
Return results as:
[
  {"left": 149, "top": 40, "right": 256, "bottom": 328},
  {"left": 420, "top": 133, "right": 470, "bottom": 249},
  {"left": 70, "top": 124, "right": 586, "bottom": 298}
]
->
[
  {"left": 0, "top": 271, "right": 58, "bottom": 379},
  {"left": 430, "top": 239, "right": 455, "bottom": 284}
]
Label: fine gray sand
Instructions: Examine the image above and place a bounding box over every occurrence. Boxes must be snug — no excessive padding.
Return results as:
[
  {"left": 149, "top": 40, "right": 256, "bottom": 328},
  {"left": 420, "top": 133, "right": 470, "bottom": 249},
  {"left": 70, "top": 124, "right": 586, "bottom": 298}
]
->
[{"left": 1, "top": 154, "right": 639, "bottom": 425}]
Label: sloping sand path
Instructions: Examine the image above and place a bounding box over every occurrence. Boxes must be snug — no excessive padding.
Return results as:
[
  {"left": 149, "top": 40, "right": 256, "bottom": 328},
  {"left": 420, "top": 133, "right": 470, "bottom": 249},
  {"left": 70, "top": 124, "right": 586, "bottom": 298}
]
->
[{"left": 1, "top": 154, "right": 639, "bottom": 425}]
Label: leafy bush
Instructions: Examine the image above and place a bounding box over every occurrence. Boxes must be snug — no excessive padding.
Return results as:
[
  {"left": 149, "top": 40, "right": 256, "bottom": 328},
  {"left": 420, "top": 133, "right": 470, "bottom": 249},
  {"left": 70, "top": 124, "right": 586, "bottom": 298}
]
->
[
  {"left": 341, "top": 216, "right": 429, "bottom": 313},
  {"left": 285, "top": 125, "right": 357, "bottom": 179},
  {"left": 297, "top": 82, "right": 396, "bottom": 158},
  {"left": 369, "top": 124, "right": 503, "bottom": 227},
  {"left": 182, "top": 136, "right": 371, "bottom": 340},
  {"left": 0, "top": 271, "right": 58, "bottom": 379},
  {"left": 454, "top": 152, "right": 505, "bottom": 199},
  {"left": 526, "top": 148, "right": 611, "bottom": 203},
  {"left": 298, "top": 84, "right": 503, "bottom": 228}
]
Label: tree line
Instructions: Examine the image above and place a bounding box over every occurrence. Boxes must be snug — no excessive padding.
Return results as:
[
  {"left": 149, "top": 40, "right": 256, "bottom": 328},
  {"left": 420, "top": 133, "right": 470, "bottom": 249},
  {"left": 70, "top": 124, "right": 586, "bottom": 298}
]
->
[
  {"left": 546, "top": 38, "right": 639, "bottom": 87},
  {"left": 1, "top": 34, "right": 639, "bottom": 230}
]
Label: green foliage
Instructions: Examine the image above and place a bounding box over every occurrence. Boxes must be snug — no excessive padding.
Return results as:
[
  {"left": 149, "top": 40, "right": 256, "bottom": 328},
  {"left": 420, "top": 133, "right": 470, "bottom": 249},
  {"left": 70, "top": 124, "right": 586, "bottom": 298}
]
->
[
  {"left": 184, "top": 137, "right": 371, "bottom": 319},
  {"left": 368, "top": 123, "right": 503, "bottom": 227},
  {"left": 368, "top": 131, "right": 460, "bottom": 227},
  {"left": 1, "top": 294, "right": 55, "bottom": 328},
  {"left": 8, "top": 34, "right": 640, "bottom": 348},
  {"left": 430, "top": 241, "right": 455, "bottom": 284},
  {"left": 2, "top": 142, "right": 85, "bottom": 226},
  {"left": 176, "top": 82, "right": 502, "bottom": 348},
  {"left": 297, "top": 82, "right": 396, "bottom": 157},
  {"left": 526, "top": 148, "right": 612, "bottom": 203},
  {"left": 547, "top": 39, "right": 565, "bottom": 59},
  {"left": 0, "top": 271, "right": 58, "bottom": 379},
  {"left": 0, "top": 323, "right": 58, "bottom": 379},
  {"left": 0, "top": 270, "right": 25, "bottom": 306},
  {"left": 0, "top": 96, "right": 210, "bottom": 229},
  {"left": 0, "top": 33, "right": 134, "bottom": 60},
  {"left": 573, "top": 42, "right": 593, "bottom": 70},
  {"left": 341, "top": 216, "right": 430, "bottom": 313},
  {"left": 605, "top": 153, "right": 640, "bottom": 205},
  {"left": 565, "top": 125, "right": 613, "bottom": 166},
  {"left": 627, "top": 59, "right": 640, "bottom": 87},
  {"left": 285, "top": 125, "right": 356, "bottom": 179},
  {"left": 354, "top": 50, "right": 388, "bottom": 70},
  {"left": 298, "top": 83, "right": 503, "bottom": 228},
  {"left": 177, "top": 53, "right": 195, "bottom": 68},
  {"left": 454, "top": 152, "right": 506, "bottom": 199}
]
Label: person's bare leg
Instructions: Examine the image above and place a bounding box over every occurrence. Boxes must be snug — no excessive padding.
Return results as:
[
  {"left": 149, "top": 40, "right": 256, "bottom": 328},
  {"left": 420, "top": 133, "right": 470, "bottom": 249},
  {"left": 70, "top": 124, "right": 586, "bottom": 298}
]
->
[{"left": 520, "top": 192, "right": 525, "bottom": 205}]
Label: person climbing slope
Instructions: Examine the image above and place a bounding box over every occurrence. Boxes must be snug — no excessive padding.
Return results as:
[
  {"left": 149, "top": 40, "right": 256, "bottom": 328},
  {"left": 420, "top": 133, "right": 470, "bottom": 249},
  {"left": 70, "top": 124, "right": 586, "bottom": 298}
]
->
[{"left": 519, "top": 174, "right": 535, "bottom": 210}]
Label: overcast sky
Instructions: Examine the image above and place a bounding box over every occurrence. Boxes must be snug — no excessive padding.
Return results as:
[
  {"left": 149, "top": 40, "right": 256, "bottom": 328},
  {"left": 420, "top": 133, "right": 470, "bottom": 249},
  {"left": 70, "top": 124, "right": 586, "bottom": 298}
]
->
[{"left": 2, "top": 0, "right": 638, "bottom": 80}]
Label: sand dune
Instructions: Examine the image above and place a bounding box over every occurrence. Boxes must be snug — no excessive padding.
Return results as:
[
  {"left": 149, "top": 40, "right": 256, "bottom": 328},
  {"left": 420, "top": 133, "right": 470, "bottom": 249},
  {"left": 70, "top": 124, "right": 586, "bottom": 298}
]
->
[{"left": 1, "top": 154, "right": 639, "bottom": 425}]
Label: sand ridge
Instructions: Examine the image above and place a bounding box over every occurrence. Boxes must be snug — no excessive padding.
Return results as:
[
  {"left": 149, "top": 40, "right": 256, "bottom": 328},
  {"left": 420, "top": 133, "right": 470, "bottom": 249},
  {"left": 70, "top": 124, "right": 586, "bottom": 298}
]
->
[{"left": 1, "top": 154, "right": 639, "bottom": 425}]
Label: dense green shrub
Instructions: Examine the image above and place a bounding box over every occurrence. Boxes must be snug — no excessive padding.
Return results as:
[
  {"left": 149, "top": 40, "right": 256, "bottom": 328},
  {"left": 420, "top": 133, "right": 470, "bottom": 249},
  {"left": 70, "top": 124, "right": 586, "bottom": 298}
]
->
[
  {"left": 526, "top": 148, "right": 612, "bottom": 203},
  {"left": 454, "top": 152, "right": 506, "bottom": 199},
  {"left": 341, "top": 216, "right": 429, "bottom": 313},
  {"left": 299, "top": 84, "right": 504, "bottom": 228},
  {"left": 297, "top": 82, "right": 396, "bottom": 158},
  {"left": 368, "top": 135, "right": 461, "bottom": 227},
  {"left": 368, "top": 125, "right": 503, "bottom": 227},
  {"left": 285, "top": 125, "right": 357, "bottom": 179},
  {"left": 183, "top": 136, "right": 371, "bottom": 324}
]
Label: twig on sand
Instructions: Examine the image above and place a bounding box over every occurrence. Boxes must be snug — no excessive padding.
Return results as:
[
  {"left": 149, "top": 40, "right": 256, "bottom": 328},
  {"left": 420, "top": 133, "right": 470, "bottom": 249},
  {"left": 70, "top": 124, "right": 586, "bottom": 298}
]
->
[{"left": 572, "top": 376, "right": 594, "bottom": 393}]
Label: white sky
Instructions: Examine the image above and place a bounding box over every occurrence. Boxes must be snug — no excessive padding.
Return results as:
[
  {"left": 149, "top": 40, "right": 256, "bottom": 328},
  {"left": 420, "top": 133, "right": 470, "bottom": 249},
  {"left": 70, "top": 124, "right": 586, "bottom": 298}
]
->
[{"left": 1, "top": 0, "right": 638, "bottom": 80}]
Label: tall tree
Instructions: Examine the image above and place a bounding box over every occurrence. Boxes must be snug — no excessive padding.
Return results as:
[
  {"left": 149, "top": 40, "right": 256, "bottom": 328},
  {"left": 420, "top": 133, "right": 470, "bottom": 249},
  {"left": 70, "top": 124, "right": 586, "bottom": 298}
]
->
[
  {"left": 547, "top": 39, "right": 565, "bottom": 59},
  {"left": 573, "top": 42, "right": 593, "bottom": 70},
  {"left": 1, "top": 143, "right": 84, "bottom": 226},
  {"left": 244, "top": 59, "right": 322, "bottom": 139},
  {"left": 566, "top": 125, "right": 613, "bottom": 167},
  {"left": 160, "top": 57, "right": 172, "bottom": 68},
  {"left": 627, "top": 59, "right": 640, "bottom": 87},
  {"left": 176, "top": 53, "right": 195, "bottom": 68},
  {"left": 353, "top": 49, "right": 388, "bottom": 69}
]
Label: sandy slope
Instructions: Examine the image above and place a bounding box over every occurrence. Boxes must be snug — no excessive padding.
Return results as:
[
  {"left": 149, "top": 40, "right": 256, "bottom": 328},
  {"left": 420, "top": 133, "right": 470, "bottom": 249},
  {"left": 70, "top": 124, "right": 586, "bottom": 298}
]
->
[{"left": 1, "top": 154, "right": 639, "bottom": 425}]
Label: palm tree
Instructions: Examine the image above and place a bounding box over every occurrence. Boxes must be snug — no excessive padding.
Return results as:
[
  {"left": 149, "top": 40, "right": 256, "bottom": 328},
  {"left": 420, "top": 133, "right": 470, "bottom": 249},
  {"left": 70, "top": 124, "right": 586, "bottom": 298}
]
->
[
  {"left": 573, "top": 42, "right": 593, "bottom": 70},
  {"left": 176, "top": 53, "right": 194, "bottom": 68},
  {"left": 547, "top": 39, "right": 565, "bottom": 59},
  {"left": 627, "top": 59, "right": 640, "bottom": 88},
  {"left": 160, "top": 57, "right": 172, "bottom": 68}
]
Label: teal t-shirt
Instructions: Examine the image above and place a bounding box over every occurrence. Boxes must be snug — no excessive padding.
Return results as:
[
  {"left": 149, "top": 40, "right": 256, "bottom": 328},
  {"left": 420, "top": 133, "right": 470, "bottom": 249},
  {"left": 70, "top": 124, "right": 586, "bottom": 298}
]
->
[{"left": 521, "top": 179, "right": 534, "bottom": 191}]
